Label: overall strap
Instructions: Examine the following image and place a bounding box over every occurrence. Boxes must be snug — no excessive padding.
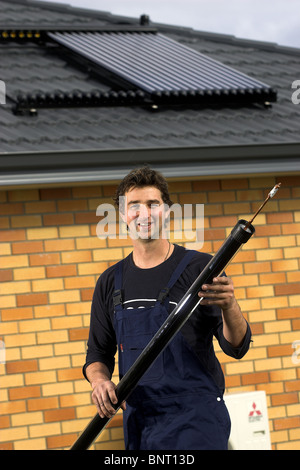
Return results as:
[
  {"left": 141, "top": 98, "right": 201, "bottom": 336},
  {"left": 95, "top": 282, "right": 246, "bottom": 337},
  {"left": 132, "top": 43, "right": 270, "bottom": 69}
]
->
[
  {"left": 157, "top": 249, "right": 197, "bottom": 304},
  {"left": 113, "top": 259, "right": 124, "bottom": 313}
]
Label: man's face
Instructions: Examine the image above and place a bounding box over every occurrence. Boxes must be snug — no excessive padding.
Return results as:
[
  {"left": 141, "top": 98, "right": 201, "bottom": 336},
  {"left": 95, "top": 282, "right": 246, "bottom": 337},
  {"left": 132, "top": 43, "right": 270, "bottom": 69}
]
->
[{"left": 121, "top": 186, "right": 168, "bottom": 240}]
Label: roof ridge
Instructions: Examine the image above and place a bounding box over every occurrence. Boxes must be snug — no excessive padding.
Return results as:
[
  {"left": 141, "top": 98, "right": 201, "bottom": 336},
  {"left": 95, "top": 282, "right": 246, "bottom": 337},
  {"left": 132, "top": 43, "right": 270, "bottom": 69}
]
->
[{"left": 4, "top": 0, "right": 300, "bottom": 55}]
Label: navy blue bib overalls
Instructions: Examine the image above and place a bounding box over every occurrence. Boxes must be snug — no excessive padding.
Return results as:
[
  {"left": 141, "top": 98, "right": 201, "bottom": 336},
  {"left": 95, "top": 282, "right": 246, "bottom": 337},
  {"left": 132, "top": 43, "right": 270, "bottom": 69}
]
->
[{"left": 113, "top": 251, "right": 231, "bottom": 450}]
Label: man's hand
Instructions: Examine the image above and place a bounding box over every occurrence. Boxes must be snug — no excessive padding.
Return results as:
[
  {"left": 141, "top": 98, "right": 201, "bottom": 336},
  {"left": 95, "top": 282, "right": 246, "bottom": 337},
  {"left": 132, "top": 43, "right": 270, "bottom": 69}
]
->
[
  {"left": 198, "top": 276, "right": 247, "bottom": 348},
  {"left": 86, "top": 362, "right": 126, "bottom": 419},
  {"left": 92, "top": 378, "right": 126, "bottom": 418},
  {"left": 198, "top": 276, "right": 235, "bottom": 310}
]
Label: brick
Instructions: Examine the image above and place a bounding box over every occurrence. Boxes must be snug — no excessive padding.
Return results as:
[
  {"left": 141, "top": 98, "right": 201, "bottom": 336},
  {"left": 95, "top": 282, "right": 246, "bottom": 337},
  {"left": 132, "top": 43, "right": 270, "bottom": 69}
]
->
[
  {"left": 81, "top": 288, "right": 93, "bottom": 301},
  {"left": 73, "top": 185, "right": 103, "bottom": 198},
  {"left": 40, "top": 188, "right": 71, "bottom": 200},
  {"left": 69, "top": 328, "right": 89, "bottom": 341},
  {"left": 44, "top": 407, "right": 75, "bottom": 423},
  {"left": 27, "top": 227, "right": 58, "bottom": 240},
  {"left": 0, "top": 229, "right": 26, "bottom": 241},
  {"left": 0, "top": 269, "right": 13, "bottom": 281},
  {"left": 275, "top": 283, "right": 300, "bottom": 295},
  {"left": 268, "top": 344, "right": 294, "bottom": 357},
  {"left": 282, "top": 223, "right": 300, "bottom": 235},
  {"left": 46, "top": 264, "right": 77, "bottom": 278},
  {"left": 29, "top": 253, "right": 60, "bottom": 266},
  {"left": 241, "top": 372, "right": 269, "bottom": 385},
  {"left": 14, "top": 266, "right": 45, "bottom": 280},
  {"left": 256, "top": 248, "right": 283, "bottom": 261},
  {"left": 259, "top": 272, "right": 286, "bottom": 285},
  {"left": 64, "top": 276, "right": 95, "bottom": 289},
  {"left": 61, "top": 250, "right": 92, "bottom": 264},
  {"left": 43, "top": 213, "right": 74, "bottom": 226},
  {"left": 262, "top": 296, "right": 288, "bottom": 310},
  {"left": 244, "top": 261, "right": 271, "bottom": 274},
  {"left": 284, "top": 246, "right": 300, "bottom": 258},
  {"left": 39, "top": 356, "right": 70, "bottom": 371},
  {"left": 54, "top": 341, "right": 85, "bottom": 356},
  {"left": 271, "top": 259, "right": 298, "bottom": 271},
  {"left": 25, "top": 200, "right": 56, "bottom": 214},
  {"left": 8, "top": 189, "right": 39, "bottom": 202},
  {"left": 0, "top": 242, "right": 11, "bottom": 255},
  {"left": 0, "top": 255, "right": 28, "bottom": 268},
  {"left": 57, "top": 368, "right": 82, "bottom": 381},
  {"left": 0, "top": 295, "right": 16, "bottom": 308},
  {"left": 25, "top": 371, "right": 56, "bottom": 385},
  {"left": 44, "top": 239, "right": 75, "bottom": 252},
  {"left": 0, "top": 416, "right": 10, "bottom": 428},
  {"left": 9, "top": 386, "right": 40, "bottom": 401},
  {"left": 27, "top": 397, "right": 59, "bottom": 411},
  {"left": 274, "top": 416, "right": 300, "bottom": 431},
  {"left": 59, "top": 225, "right": 89, "bottom": 238},
  {"left": 17, "top": 293, "right": 48, "bottom": 307},
  {"left": 14, "top": 438, "right": 46, "bottom": 450},
  {"left": 5, "top": 333, "right": 36, "bottom": 348},
  {"left": 246, "top": 285, "right": 274, "bottom": 298},
  {"left": 93, "top": 248, "right": 122, "bottom": 262},
  {"left": 76, "top": 236, "right": 107, "bottom": 250},
  {"left": 11, "top": 215, "right": 42, "bottom": 228},
  {"left": 34, "top": 304, "right": 65, "bottom": 318},
  {"left": 12, "top": 241, "right": 43, "bottom": 254},
  {"left": 272, "top": 393, "right": 298, "bottom": 406},
  {"left": 0, "top": 426, "right": 28, "bottom": 442},
  {"left": 6, "top": 360, "right": 38, "bottom": 374},
  {"left": 270, "top": 235, "right": 296, "bottom": 248},
  {"left": 264, "top": 320, "right": 291, "bottom": 333},
  {"left": 12, "top": 411, "right": 43, "bottom": 427},
  {"left": 37, "top": 330, "right": 68, "bottom": 344},
  {"left": 0, "top": 217, "right": 9, "bottom": 229},
  {"left": 0, "top": 280, "right": 30, "bottom": 295},
  {"left": 32, "top": 278, "right": 64, "bottom": 292},
  {"left": 47, "top": 433, "right": 78, "bottom": 449},
  {"left": 285, "top": 380, "right": 300, "bottom": 392},
  {"left": 49, "top": 290, "right": 80, "bottom": 304},
  {"left": 22, "top": 345, "right": 54, "bottom": 360},
  {"left": 57, "top": 199, "right": 88, "bottom": 212},
  {"left": 267, "top": 212, "right": 293, "bottom": 224},
  {"left": 42, "top": 382, "right": 73, "bottom": 397},
  {"left": 29, "top": 422, "right": 61, "bottom": 438},
  {"left": 19, "top": 319, "right": 51, "bottom": 333},
  {"left": 208, "top": 191, "right": 235, "bottom": 203},
  {"left": 0, "top": 202, "right": 24, "bottom": 215}
]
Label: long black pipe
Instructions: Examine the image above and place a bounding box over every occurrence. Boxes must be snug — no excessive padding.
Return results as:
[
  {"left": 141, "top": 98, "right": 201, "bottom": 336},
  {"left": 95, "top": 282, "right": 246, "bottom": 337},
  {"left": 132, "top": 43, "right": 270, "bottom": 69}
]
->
[{"left": 70, "top": 219, "right": 255, "bottom": 450}]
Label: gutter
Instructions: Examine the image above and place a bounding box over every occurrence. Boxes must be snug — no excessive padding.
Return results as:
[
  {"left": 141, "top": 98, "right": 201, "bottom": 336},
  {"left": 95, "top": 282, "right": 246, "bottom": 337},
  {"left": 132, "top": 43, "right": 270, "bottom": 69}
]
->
[{"left": 0, "top": 142, "right": 299, "bottom": 187}]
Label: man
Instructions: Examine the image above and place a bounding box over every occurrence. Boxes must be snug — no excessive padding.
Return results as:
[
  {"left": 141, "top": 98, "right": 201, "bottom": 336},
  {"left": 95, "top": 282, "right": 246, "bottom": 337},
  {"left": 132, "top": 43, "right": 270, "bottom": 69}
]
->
[{"left": 83, "top": 166, "right": 251, "bottom": 450}]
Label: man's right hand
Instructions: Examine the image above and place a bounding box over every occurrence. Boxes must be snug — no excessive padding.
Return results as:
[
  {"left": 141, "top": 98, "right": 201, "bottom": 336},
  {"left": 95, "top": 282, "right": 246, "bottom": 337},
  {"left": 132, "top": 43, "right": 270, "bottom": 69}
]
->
[{"left": 86, "top": 362, "right": 126, "bottom": 418}]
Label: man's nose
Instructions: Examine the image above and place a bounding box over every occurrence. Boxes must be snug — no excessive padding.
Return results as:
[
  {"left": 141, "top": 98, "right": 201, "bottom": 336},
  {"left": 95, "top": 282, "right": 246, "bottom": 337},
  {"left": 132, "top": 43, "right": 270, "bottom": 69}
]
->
[{"left": 137, "top": 204, "right": 150, "bottom": 218}]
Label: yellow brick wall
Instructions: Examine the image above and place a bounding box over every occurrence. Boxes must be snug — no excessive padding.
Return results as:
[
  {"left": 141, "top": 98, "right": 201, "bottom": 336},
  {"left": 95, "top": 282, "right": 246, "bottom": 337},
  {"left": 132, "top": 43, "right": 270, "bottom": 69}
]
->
[{"left": 0, "top": 175, "right": 299, "bottom": 450}]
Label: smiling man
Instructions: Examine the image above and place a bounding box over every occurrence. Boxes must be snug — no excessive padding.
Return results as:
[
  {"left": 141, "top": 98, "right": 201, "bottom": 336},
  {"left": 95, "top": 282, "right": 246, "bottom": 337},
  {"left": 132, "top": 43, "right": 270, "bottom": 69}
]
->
[{"left": 83, "top": 165, "right": 252, "bottom": 450}]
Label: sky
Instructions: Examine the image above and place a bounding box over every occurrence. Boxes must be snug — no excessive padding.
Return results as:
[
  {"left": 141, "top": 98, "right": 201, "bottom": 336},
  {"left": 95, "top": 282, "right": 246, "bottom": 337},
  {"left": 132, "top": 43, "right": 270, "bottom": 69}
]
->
[{"left": 40, "top": 0, "right": 300, "bottom": 49}]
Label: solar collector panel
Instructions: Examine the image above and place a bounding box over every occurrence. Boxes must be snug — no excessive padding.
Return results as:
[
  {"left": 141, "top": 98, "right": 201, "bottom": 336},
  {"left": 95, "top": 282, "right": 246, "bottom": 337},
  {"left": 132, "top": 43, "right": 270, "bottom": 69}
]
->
[{"left": 48, "top": 31, "right": 276, "bottom": 105}]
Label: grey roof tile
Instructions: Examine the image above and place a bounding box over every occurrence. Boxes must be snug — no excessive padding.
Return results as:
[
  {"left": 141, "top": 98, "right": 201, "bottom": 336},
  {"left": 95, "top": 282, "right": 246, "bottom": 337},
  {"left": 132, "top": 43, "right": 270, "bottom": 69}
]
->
[{"left": 0, "top": 0, "right": 300, "bottom": 182}]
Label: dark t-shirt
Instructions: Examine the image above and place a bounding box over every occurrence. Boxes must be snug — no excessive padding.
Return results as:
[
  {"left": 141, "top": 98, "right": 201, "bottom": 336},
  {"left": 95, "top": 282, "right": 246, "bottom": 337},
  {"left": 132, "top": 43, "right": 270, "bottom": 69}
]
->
[{"left": 83, "top": 244, "right": 251, "bottom": 394}]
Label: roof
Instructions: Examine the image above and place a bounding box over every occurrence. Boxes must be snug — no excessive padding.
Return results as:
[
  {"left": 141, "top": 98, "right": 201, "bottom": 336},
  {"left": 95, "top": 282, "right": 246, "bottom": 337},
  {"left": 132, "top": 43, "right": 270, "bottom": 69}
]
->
[{"left": 1, "top": 0, "right": 300, "bottom": 187}]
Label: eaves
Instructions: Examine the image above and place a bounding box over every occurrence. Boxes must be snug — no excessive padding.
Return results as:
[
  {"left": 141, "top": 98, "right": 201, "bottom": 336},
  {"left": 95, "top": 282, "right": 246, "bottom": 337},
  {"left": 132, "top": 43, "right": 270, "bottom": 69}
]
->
[{"left": 0, "top": 141, "right": 299, "bottom": 188}]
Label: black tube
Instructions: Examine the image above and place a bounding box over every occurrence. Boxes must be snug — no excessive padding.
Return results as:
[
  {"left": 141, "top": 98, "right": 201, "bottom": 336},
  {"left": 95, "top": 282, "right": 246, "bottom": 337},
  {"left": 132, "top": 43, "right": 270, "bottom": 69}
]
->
[{"left": 70, "top": 219, "right": 255, "bottom": 450}]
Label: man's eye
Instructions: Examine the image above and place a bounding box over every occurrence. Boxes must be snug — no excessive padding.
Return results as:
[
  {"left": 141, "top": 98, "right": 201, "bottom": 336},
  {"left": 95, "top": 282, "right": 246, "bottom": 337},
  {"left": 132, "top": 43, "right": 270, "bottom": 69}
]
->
[{"left": 129, "top": 204, "right": 139, "bottom": 211}]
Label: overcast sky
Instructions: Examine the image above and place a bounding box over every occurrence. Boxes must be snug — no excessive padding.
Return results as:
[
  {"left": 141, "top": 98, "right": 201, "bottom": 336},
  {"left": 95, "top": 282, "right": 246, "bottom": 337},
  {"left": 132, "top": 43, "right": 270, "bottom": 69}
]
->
[{"left": 40, "top": 0, "right": 300, "bottom": 48}]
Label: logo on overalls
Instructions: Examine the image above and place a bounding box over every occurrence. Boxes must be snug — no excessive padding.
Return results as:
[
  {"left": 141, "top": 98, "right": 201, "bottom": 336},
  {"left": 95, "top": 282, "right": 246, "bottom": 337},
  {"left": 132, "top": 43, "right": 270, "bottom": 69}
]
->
[{"left": 248, "top": 402, "right": 263, "bottom": 423}]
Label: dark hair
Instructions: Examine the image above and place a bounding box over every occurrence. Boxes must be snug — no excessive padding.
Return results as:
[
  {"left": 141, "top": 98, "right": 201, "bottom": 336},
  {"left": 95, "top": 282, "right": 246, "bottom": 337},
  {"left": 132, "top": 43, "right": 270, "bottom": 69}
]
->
[{"left": 113, "top": 165, "right": 173, "bottom": 210}]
